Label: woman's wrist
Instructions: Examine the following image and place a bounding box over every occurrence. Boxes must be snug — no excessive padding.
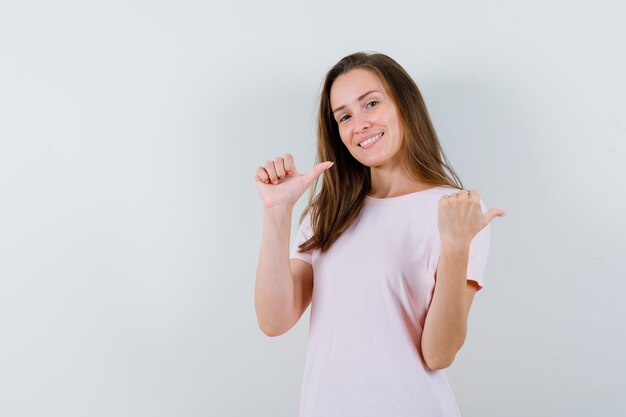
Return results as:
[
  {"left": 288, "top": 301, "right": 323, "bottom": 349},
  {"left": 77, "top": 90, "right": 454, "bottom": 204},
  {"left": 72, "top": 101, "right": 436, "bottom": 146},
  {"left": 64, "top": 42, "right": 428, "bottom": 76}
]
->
[
  {"left": 439, "top": 239, "right": 471, "bottom": 258},
  {"left": 263, "top": 205, "right": 294, "bottom": 223}
]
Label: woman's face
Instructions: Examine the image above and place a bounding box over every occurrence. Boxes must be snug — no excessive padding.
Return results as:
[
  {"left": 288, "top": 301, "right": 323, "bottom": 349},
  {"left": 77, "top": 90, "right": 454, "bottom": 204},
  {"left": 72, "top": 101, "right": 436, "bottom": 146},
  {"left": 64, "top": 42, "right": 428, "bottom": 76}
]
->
[{"left": 330, "top": 68, "right": 403, "bottom": 169}]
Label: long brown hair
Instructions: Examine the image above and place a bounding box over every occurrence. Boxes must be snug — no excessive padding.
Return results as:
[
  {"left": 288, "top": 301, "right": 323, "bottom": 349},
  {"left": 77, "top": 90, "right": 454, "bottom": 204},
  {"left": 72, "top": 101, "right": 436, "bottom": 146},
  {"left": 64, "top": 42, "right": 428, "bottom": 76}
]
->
[{"left": 297, "top": 52, "right": 463, "bottom": 254}]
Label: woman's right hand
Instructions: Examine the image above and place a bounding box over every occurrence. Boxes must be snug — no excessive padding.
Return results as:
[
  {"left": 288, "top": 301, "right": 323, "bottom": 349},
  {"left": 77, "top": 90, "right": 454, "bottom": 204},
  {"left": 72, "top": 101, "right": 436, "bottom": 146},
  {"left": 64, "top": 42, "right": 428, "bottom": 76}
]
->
[{"left": 253, "top": 153, "right": 334, "bottom": 210}]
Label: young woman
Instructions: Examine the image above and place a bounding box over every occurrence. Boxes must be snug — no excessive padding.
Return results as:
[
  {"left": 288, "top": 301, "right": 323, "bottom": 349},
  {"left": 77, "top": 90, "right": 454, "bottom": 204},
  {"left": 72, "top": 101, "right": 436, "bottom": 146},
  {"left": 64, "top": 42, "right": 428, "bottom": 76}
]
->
[{"left": 253, "top": 52, "right": 505, "bottom": 417}]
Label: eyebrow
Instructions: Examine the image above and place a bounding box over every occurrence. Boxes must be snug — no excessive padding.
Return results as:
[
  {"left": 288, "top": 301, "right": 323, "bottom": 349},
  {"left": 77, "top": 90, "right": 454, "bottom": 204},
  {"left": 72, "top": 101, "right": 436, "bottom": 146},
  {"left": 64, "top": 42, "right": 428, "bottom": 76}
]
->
[{"left": 332, "top": 90, "right": 381, "bottom": 114}]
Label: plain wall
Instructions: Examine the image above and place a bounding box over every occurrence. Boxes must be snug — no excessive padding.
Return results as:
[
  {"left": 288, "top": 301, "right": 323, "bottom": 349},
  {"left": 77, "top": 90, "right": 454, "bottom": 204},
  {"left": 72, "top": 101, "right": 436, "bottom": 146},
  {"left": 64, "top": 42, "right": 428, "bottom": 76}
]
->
[{"left": 1, "top": 0, "right": 624, "bottom": 416}]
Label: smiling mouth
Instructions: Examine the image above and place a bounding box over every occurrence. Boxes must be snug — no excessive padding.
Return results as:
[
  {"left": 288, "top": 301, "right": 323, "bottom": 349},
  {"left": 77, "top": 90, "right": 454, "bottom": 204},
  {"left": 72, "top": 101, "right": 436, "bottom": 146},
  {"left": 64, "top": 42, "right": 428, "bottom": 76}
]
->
[{"left": 358, "top": 133, "right": 384, "bottom": 147}]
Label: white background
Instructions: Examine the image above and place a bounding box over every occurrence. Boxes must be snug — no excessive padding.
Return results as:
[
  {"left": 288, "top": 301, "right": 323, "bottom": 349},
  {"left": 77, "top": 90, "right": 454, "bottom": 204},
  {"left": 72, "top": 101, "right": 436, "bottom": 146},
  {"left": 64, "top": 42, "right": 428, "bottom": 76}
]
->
[{"left": 1, "top": 0, "right": 624, "bottom": 416}]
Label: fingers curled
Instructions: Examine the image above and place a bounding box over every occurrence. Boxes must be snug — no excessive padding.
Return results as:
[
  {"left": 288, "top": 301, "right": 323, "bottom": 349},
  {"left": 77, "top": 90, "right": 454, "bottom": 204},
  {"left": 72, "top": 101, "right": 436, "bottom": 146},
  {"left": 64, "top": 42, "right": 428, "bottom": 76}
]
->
[
  {"left": 283, "top": 153, "right": 296, "bottom": 174},
  {"left": 273, "top": 156, "right": 286, "bottom": 179}
]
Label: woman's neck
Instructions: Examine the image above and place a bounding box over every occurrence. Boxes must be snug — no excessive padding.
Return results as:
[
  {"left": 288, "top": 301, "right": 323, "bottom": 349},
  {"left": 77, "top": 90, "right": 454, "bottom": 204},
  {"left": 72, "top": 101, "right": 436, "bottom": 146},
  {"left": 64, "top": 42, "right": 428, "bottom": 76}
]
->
[{"left": 368, "top": 166, "right": 432, "bottom": 198}]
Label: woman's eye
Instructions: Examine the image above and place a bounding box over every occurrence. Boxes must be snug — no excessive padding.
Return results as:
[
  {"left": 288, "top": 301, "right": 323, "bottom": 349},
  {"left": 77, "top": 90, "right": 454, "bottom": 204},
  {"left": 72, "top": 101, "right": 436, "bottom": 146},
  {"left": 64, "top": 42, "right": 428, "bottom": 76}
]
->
[
  {"left": 366, "top": 100, "right": 379, "bottom": 108},
  {"left": 339, "top": 114, "right": 350, "bottom": 123}
]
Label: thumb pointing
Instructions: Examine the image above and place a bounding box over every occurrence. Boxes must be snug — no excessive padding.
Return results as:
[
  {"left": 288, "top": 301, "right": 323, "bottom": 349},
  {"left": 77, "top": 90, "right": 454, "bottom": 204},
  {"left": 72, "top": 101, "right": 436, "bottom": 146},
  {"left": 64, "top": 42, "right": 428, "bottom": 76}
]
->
[
  {"left": 485, "top": 208, "right": 506, "bottom": 223},
  {"left": 306, "top": 161, "right": 334, "bottom": 183}
]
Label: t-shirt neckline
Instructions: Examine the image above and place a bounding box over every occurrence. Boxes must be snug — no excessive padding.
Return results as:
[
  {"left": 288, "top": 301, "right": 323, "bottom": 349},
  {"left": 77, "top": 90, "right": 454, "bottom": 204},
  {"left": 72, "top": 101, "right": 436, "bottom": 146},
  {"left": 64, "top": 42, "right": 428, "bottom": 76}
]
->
[{"left": 364, "top": 185, "right": 447, "bottom": 203}]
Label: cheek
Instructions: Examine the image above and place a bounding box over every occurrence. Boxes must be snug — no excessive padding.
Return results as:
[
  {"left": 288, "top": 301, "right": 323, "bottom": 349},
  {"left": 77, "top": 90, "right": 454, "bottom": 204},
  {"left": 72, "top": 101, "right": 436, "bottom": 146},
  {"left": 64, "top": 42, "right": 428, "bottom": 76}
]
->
[
  {"left": 388, "top": 114, "right": 402, "bottom": 137},
  {"left": 386, "top": 110, "right": 400, "bottom": 128},
  {"left": 338, "top": 127, "right": 351, "bottom": 145}
]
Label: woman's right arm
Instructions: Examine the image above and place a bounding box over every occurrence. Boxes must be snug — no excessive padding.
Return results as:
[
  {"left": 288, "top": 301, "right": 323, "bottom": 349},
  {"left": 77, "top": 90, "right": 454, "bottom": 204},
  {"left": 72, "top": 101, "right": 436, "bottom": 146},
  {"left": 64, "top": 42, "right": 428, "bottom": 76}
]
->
[
  {"left": 253, "top": 153, "right": 332, "bottom": 337},
  {"left": 255, "top": 205, "right": 313, "bottom": 336}
]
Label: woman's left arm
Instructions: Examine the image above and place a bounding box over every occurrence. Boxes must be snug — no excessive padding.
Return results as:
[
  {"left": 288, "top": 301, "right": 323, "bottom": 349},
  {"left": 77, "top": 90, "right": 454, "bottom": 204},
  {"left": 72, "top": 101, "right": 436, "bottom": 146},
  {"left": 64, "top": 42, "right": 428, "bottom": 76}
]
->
[{"left": 421, "top": 190, "right": 505, "bottom": 371}]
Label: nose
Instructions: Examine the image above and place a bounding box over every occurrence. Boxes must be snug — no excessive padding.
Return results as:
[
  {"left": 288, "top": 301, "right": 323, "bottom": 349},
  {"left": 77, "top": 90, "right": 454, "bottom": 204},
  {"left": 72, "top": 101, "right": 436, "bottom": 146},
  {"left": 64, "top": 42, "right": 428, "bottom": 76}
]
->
[{"left": 353, "top": 112, "right": 372, "bottom": 134}]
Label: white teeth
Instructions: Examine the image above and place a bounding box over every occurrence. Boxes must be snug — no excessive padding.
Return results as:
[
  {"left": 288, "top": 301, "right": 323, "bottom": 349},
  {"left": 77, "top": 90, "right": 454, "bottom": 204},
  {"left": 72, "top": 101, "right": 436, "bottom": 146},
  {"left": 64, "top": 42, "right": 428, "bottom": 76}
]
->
[{"left": 359, "top": 133, "right": 382, "bottom": 147}]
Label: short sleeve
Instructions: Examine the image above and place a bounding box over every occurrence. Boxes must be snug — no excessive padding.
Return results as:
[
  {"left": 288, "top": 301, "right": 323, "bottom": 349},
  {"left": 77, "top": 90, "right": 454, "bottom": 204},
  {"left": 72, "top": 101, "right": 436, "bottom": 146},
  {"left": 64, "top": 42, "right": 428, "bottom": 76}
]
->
[
  {"left": 290, "top": 213, "right": 314, "bottom": 265},
  {"left": 466, "top": 198, "right": 492, "bottom": 290}
]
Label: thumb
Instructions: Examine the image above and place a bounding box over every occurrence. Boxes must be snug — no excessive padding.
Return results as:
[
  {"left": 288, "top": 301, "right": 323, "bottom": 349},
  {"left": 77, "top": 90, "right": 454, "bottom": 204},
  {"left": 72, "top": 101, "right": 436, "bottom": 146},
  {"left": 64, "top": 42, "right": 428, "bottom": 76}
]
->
[
  {"left": 305, "top": 161, "right": 334, "bottom": 183},
  {"left": 485, "top": 208, "right": 506, "bottom": 223}
]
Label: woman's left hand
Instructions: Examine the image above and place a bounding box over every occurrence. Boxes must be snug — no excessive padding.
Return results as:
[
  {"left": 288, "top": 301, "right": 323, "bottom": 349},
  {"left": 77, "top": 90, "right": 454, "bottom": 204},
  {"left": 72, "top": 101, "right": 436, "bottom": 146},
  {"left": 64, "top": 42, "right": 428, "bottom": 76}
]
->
[{"left": 437, "top": 190, "right": 506, "bottom": 247}]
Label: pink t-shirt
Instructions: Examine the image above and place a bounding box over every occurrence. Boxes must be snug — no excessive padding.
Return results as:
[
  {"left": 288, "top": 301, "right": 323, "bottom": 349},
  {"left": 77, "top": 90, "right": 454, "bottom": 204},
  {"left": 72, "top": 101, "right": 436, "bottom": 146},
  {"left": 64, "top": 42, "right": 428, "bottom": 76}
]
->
[{"left": 289, "top": 186, "right": 491, "bottom": 417}]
